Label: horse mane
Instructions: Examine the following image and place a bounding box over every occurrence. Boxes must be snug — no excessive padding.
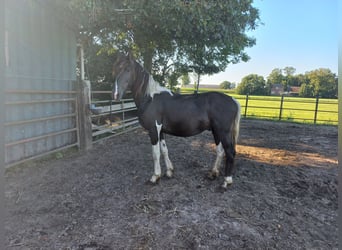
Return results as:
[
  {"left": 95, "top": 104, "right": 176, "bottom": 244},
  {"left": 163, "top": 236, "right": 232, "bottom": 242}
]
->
[{"left": 132, "top": 61, "right": 173, "bottom": 99}]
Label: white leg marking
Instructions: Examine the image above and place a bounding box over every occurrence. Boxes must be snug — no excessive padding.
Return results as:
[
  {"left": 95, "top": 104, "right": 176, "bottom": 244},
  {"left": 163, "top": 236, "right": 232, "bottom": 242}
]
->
[
  {"left": 160, "top": 139, "right": 174, "bottom": 178},
  {"left": 155, "top": 121, "right": 162, "bottom": 140},
  {"left": 150, "top": 121, "right": 163, "bottom": 183},
  {"left": 222, "top": 176, "right": 233, "bottom": 188},
  {"left": 151, "top": 143, "right": 161, "bottom": 183},
  {"left": 212, "top": 142, "right": 224, "bottom": 177}
]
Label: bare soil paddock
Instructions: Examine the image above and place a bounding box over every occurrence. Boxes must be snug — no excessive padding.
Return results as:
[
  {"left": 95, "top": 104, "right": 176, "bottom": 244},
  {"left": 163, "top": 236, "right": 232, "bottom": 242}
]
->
[{"left": 5, "top": 120, "right": 338, "bottom": 249}]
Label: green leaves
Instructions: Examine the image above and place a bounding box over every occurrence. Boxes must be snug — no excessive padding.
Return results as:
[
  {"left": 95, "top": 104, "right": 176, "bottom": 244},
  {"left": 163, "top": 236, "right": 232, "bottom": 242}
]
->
[
  {"left": 68, "top": 0, "right": 260, "bottom": 82},
  {"left": 237, "top": 74, "right": 267, "bottom": 95}
]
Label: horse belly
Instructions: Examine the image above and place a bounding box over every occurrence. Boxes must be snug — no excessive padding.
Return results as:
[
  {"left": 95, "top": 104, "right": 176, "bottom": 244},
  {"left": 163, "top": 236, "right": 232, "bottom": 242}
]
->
[{"left": 163, "top": 117, "right": 210, "bottom": 137}]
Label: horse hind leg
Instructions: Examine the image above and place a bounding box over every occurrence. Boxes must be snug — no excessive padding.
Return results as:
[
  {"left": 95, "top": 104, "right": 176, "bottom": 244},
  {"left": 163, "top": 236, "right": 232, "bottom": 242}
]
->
[
  {"left": 222, "top": 140, "right": 236, "bottom": 188},
  {"left": 160, "top": 135, "right": 174, "bottom": 178},
  {"left": 208, "top": 142, "right": 224, "bottom": 179}
]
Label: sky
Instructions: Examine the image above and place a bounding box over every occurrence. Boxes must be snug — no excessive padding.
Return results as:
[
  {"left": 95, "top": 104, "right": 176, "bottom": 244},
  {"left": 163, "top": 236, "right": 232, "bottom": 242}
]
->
[{"left": 200, "top": 0, "right": 338, "bottom": 85}]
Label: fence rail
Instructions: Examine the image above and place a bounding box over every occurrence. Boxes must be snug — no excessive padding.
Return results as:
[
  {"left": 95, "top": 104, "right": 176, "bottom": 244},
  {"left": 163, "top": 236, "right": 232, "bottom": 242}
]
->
[
  {"left": 88, "top": 88, "right": 337, "bottom": 144},
  {"left": 181, "top": 88, "right": 337, "bottom": 125},
  {"left": 90, "top": 90, "right": 139, "bottom": 141},
  {"left": 233, "top": 94, "right": 337, "bottom": 125},
  {"left": 89, "top": 90, "right": 337, "bottom": 144},
  {"left": 4, "top": 88, "right": 79, "bottom": 167}
]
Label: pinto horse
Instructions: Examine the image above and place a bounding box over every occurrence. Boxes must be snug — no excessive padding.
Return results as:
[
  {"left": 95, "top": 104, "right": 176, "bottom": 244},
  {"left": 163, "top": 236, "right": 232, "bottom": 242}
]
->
[{"left": 112, "top": 54, "right": 241, "bottom": 189}]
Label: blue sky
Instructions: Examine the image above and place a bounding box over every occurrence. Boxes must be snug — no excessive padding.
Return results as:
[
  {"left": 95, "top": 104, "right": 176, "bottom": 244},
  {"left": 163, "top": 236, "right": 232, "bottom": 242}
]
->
[{"left": 201, "top": 0, "right": 338, "bottom": 85}]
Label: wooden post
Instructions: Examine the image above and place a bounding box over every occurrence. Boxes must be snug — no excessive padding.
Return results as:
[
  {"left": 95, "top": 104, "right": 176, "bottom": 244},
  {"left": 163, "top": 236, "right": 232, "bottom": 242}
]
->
[
  {"left": 77, "top": 80, "right": 93, "bottom": 151},
  {"left": 314, "top": 95, "right": 319, "bottom": 124},
  {"left": 244, "top": 94, "right": 249, "bottom": 118},
  {"left": 279, "top": 95, "right": 284, "bottom": 121}
]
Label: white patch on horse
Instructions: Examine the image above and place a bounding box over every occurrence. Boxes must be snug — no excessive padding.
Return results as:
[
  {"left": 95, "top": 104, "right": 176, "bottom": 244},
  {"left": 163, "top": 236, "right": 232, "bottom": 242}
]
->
[
  {"left": 222, "top": 176, "right": 233, "bottom": 188},
  {"left": 150, "top": 121, "right": 163, "bottom": 183},
  {"left": 146, "top": 75, "right": 173, "bottom": 99},
  {"left": 212, "top": 142, "right": 224, "bottom": 177},
  {"left": 160, "top": 139, "right": 174, "bottom": 178},
  {"left": 151, "top": 143, "right": 161, "bottom": 183},
  {"left": 155, "top": 121, "right": 162, "bottom": 140},
  {"left": 114, "top": 80, "right": 118, "bottom": 100}
]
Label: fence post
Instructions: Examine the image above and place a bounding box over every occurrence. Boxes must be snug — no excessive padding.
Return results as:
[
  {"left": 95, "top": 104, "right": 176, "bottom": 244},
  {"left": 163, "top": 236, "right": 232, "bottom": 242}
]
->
[
  {"left": 77, "top": 80, "right": 93, "bottom": 151},
  {"left": 121, "top": 100, "right": 125, "bottom": 129},
  {"left": 279, "top": 95, "right": 284, "bottom": 121},
  {"left": 244, "top": 94, "right": 249, "bottom": 118},
  {"left": 0, "top": 2, "right": 6, "bottom": 240},
  {"left": 314, "top": 95, "right": 319, "bottom": 124}
]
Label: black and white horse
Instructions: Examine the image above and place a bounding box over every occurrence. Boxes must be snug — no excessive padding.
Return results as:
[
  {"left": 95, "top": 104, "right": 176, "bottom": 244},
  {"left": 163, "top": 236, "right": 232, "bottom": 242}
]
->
[{"left": 112, "top": 54, "right": 241, "bottom": 189}]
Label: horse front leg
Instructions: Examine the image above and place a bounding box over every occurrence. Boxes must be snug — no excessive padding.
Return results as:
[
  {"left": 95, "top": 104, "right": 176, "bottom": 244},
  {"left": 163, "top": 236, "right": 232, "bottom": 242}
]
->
[
  {"left": 150, "top": 142, "right": 161, "bottom": 183},
  {"left": 149, "top": 121, "right": 163, "bottom": 183}
]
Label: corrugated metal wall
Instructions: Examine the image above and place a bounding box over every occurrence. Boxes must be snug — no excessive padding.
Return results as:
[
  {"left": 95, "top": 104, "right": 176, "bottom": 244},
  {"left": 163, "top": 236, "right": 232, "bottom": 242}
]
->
[{"left": 4, "top": 0, "right": 79, "bottom": 166}]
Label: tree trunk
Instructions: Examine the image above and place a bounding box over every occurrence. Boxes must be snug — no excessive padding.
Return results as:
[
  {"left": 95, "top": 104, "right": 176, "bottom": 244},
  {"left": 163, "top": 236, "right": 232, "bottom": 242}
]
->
[{"left": 195, "top": 73, "right": 200, "bottom": 93}]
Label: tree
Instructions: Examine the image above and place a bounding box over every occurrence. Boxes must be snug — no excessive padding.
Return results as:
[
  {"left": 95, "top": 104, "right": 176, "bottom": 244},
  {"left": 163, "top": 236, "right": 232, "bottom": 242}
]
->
[
  {"left": 181, "top": 73, "right": 190, "bottom": 87},
  {"left": 68, "top": 0, "right": 260, "bottom": 83},
  {"left": 299, "top": 83, "right": 315, "bottom": 97},
  {"left": 282, "top": 66, "right": 296, "bottom": 91},
  {"left": 283, "top": 66, "right": 296, "bottom": 76},
  {"left": 267, "top": 68, "right": 283, "bottom": 94},
  {"left": 167, "top": 71, "right": 182, "bottom": 91},
  {"left": 267, "top": 68, "right": 283, "bottom": 85},
  {"left": 220, "top": 81, "right": 234, "bottom": 89},
  {"left": 305, "top": 68, "right": 337, "bottom": 98},
  {"left": 237, "top": 74, "right": 266, "bottom": 95}
]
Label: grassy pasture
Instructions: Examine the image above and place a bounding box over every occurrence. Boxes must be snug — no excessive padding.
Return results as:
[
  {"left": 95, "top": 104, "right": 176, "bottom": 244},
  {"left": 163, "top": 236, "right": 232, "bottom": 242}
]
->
[{"left": 180, "top": 87, "right": 338, "bottom": 125}]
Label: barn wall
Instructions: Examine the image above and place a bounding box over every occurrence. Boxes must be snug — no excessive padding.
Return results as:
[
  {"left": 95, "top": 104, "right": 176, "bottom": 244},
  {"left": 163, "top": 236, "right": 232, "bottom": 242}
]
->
[{"left": 4, "top": 0, "right": 79, "bottom": 165}]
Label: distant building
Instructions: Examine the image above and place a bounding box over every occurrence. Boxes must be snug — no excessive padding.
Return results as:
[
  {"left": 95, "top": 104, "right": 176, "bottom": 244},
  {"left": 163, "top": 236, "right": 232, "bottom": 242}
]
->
[
  {"left": 289, "top": 86, "right": 300, "bottom": 96},
  {"left": 270, "top": 84, "right": 284, "bottom": 95},
  {"left": 271, "top": 84, "right": 300, "bottom": 96}
]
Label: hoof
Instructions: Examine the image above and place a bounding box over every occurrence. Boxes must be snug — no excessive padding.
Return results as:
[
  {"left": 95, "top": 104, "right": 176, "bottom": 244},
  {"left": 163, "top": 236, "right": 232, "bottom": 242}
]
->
[
  {"left": 166, "top": 170, "right": 173, "bottom": 178},
  {"left": 149, "top": 175, "right": 161, "bottom": 184},
  {"left": 145, "top": 179, "right": 160, "bottom": 186},
  {"left": 207, "top": 171, "right": 219, "bottom": 180},
  {"left": 216, "top": 185, "right": 228, "bottom": 193},
  {"left": 222, "top": 176, "right": 233, "bottom": 188}
]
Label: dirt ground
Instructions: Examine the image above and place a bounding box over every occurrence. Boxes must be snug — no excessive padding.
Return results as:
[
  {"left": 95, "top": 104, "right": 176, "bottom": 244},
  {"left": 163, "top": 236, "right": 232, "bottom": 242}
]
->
[{"left": 5, "top": 120, "right": 338, "bottom": 249}]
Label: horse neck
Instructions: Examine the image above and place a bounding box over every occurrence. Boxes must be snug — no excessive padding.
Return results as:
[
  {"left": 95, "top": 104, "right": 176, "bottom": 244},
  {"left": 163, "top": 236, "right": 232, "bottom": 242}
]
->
[{"left": 130, "top": 64, "right": 150, "bottom": 109}]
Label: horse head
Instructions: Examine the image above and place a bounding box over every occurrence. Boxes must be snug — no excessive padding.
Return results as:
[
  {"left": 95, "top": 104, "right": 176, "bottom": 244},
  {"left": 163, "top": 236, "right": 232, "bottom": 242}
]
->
[{"left": 112, "top": 52, "right": 136, "bottom": 100}]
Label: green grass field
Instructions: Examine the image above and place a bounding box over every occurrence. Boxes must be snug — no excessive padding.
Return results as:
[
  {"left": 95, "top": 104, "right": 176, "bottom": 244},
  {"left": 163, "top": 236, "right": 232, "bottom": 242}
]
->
[{"left": 180, "top": 87, "right": 338, "bottom": 125}]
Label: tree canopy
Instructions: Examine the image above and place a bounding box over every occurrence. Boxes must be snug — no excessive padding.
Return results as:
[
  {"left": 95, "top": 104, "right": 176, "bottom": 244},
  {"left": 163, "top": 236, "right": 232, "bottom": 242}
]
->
[
  {"left": 265, "top": 67, "right": 337, "bottom": 98},
  {"left": 305, "top": 68, "right": 337, "bottom": 98},
  {"left": 236, "top": 74, "right": 267, "bottom": 95},
  {"left": 220, "top": 81, "right": 235, "bottom": 89},
  {"left": 67, "top": 0, "right": 260, "bottom": 83}
]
